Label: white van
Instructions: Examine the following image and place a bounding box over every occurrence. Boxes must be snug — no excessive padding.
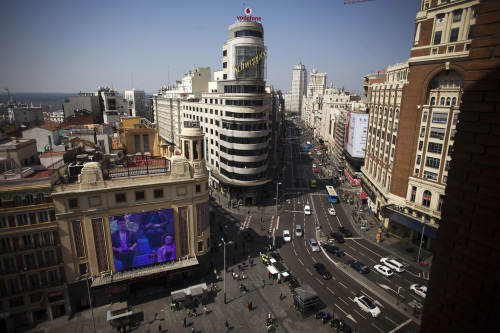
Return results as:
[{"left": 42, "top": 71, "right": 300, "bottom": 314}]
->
[{"left": 380, "top": 258, "right": 405, "bottom": 273}]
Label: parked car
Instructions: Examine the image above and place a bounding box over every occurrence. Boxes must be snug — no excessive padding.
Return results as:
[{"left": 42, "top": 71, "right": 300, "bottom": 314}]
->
[
  {"left": 309, "top": 238, "right": 320, "bottom": 252},
  {"left": 353, "top": 293, "right": 381, "bottom": 317},
  {"left": 380, "top": 258, "right": 405, "bottom": 273},
  {"left": 373, "top": 264, "right": 394, "bottom": 278},
  {"left": 328, "top": 208, "right": 336, "bottom": 216},
  {"left": 283, "top": 230, "right": 291, "bottom": 243},
  {"left": 313, "top": 262, "right": 332, "bottom": 280},
  {"left": 329, "top": 232, "right": 345, "bottom": 244},
  {"left": 347, "top": 260, "right": 370, "bottom": 274},
  {"left": 295, "top": 224, "right": 303, "bottom": 238},
  {"left": 339, "top": 227, "right": 353, "bottom": 238},
  {"left": 314, "top": 169, "right": 319, "bottom": 173},
  {"left": 410, "top": 284, "right": 427, "bottom": 298},
  {"left": 322, "top": 244, "right": 345, "bottom": 257},
  {"left": 304, "top": 205, "right": 311, "bottom": 215}
]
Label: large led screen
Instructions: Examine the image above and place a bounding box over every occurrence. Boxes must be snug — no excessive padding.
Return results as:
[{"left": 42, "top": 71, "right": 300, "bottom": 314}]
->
[{"left": 109, "top": 209, "right": 175, "bottom": 271}]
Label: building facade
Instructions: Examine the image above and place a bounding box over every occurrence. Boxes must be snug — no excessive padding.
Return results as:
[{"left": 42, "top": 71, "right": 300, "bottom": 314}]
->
[
  {"left": 289, "top": 63, "right": 307, "bottom": 115},
  {"left": 124, "top": 90, "right": 147, "bottom": 118}
]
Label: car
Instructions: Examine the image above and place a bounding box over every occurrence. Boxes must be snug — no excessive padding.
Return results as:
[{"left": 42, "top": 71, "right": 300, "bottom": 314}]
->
[
  {"left": 347, "top": 260, "right": 370, "bottom": 274},
  {"left": 410, "top": 284, "right": 427, "bottom": 298},
  {"left": 329, "top": 232, "right": 345, "bottom": 244},
  {"left": 283, "top": 230, "right": 291, "bottom": 242},
  {"left": 338, "top": 227, "right": 353, "bottom": 238},
  {"left": 373, "top": 264, "right": 394, "bottom": 278},
  {"left": 314, "top": 262, "right": 332, "bottom": 280},
  {"left": 380, "top": 258, "right": 405, "bottom": 273},
  {"left": 314, "top": 169, "right": 319, "bottom": 173},
  {"left": 295, "top": 224, "right": 303, "bottom": 237},
  {"left": 308, "top": 152, "right": 312, "bottom": 155},
  {"left": 312, "top": 164, "right": 316, "bottom": 168},
  {"left": 304, "top": 205, "right": 311, "bottom": 215},
  {"left": 309, "top": 238, "right": 320, "bottom": 252},
  {"left": 328, "top": 207, "right": 336, "bottom": 215},
  {"left": 322, "top": 244, "right": 345, "bottom": 257},
  {"left": 353, "top": 293, "right": 381, "bottom": 317}
]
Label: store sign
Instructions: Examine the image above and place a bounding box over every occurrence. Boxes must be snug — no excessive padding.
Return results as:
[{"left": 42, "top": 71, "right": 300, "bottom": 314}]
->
[
  {"left": 237, "top": 7, "right": 261, "bottom": 22},
  {"left": 234, "top": 50, "right": 267, "bottom": 75}
]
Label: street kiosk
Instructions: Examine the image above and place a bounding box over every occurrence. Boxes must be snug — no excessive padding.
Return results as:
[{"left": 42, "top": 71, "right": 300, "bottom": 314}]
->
[{"left": 293, "top": 285, "right": 319, "bottom": 318}]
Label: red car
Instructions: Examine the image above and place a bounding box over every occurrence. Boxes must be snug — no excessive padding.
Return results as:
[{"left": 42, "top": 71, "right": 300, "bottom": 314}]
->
[{"left": 314, "top": 169, "right": 319, "bottom": 173}]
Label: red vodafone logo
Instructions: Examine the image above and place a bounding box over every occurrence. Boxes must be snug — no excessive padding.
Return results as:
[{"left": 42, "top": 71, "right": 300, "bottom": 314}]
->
[
  {"left": 245, "top": 7, "right": 252, "bottom": 15},
  {"left": 236, "top": 8, "right": 261, "bottom": 22}
]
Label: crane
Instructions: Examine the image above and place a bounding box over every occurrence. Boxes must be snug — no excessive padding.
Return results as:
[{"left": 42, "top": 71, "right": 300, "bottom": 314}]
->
[{"left": 344, "top": 0, "right": 375, "bottom": 4}]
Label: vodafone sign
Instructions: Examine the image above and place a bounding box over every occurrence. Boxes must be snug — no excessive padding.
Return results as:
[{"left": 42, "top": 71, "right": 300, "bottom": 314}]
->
[{"left": 237, "top": 7, "right": 261, "bottom": 22}]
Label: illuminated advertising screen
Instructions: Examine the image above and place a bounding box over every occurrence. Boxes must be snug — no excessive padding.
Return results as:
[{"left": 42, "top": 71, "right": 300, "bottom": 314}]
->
[{"left": 109, "top": 209, "right": 175, "bottom": 271}]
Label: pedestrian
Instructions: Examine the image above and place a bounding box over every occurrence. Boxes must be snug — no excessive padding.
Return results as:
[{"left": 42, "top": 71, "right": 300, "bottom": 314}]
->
[
  {"left": 249, "top": 302, "right": 252, "bottom": 310},
  {"left": 204, "top": 306, "right": 208, "bottom": 315},
  {"left": 116, "top": 324, "right": 121, "bottom": 333},
  {"left": 260, "top": 225, "right": 264, "bottom": 231},
  {"left": 269, "top": 272, "right": 272, "bottom": 279},
  {"left": 158, "top": 324, "right": 162, "bottom": 333},
  {"left": 280, "top": 292, "right": 283, "bottom": 300},
  {"left": 183, "top": 317, "right": 187, "bottom": 327},
  {"left": 191, "top": 326, "right": 195, "bottom": 333},
  {"left": 247, "top": 302, "right": 250, "bottom": 311},
  {"left": 186, "top": 308, "right": 191, "bottom": 317},
  {"left": 225, "top": 320, "right": 229, "bottom": 333}
]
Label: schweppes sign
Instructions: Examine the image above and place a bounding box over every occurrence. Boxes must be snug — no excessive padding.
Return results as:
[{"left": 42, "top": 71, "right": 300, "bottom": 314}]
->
[{"left": 234, "top": 50, "right": 267, "bottom": 75}]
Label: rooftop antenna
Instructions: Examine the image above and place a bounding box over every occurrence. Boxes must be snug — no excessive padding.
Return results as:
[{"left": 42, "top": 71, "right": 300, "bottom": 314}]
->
[
  {"left": 168, "top": 66, "right": 170, "bottom": 87},
  {"left": 132, "top": 74, "right": 134, "bottom": 89}
]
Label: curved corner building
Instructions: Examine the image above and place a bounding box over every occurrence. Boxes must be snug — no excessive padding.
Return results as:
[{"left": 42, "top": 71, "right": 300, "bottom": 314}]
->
[{"left": 209, "top": 20, "right": 272, "bottom": 205}]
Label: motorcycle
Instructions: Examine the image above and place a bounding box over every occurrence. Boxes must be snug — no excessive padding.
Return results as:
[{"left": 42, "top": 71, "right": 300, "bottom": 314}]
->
[
  {"left": 413, "top": 257, "right": 429, "bottom": 266},
  {"left": 322, "top": 312, "right": 332, "bottom": 324},
  {"left": 314, "top": 310, "right": 325, "bottom": 319}
]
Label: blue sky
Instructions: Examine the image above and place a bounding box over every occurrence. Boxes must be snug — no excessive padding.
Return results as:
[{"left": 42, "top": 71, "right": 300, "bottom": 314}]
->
[{"left": 0, "top": 0, "right": 420, "bottom": 94}]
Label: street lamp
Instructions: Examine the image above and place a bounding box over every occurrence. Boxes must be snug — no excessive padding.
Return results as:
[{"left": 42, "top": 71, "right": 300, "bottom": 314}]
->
[
  {"left": 416, "top": 220, "right": 426, "bottom": 265},
  {"left": 219, "top": 238, "right": 233, "bottom": 304},
  {"left": 275, "top": 182, "right": 282, "bottom": 216},
  {"left": 76, "top": 270, "right": 97, "bottom": 333},
  {"left": 396, "top": 286, "right": 403, "bottom": 305}
]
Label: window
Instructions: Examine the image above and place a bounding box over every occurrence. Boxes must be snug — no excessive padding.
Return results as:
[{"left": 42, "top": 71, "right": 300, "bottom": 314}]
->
[
  {"left": 25, "top": 194, "right": 34, "bottom": 204},
  {"left": 17, "top": 214, "right": 29, "bottom": 226},
  {"left": 44, "top": 250, "right": 57, "bottom": 266},
  {"left": 422, "top": 190, "right": 432, "bottom": 207},
  {"left": 40, "top": 231, "right": 54, "bottom": 247},
  {"left": 2, "top": 257, "right": 16, "bottom": 273},
  {"left": 426, "top": 157, "right": 441, "bottom": 169},
  {"left": 438, "top": 195, "right": 444, "bottom": 212},
  {"left": 434, "top": 31, "right": 442, "bottom": 45},
  {"left": 24, "top": 253, "right": 37, "bottom": 269},
  {"left": 453, "top": 9, "right": 462, "bottom": 22},
  {"left": 0, "top": 216, "right": 7, "bottom": 229},
  {"left": 69, "top": 198, "right": 78, "bottom": 209},
  {"left": 134, "top": 135, "right": 141, "bottom": 153},
  {"left": 196, "top": 185, "right": 201, "bottom": 193},
  {"left": 38, "top": 211, "right": 49, "bottom": 223},
  {"left": 430, "top": 127, "right": 445, "bottom": 139},
  {"left": 468, "top": 25, "right": 475, "bottom": 39},
  {"left": 13, "top": 195, "right": 22, "bottom": 206},
  {"left": 431, "top": 48, "right": 438, "bottom": 55},
  {"left": 432, "top": 112, "right": 448, "bottom": 124},
  {"left": 115, "top": 193, "right": 126, "bottom": 203},
  {"left": 222, "top": 50, "right": 227, "bottom": 57},
  {"left": 428, "top": 142, "right": 443, "bottom": 154},
  {"left": 28, "top": 273, "right": 41, "bottom": 288},
  {"left": 223, "top": 62, "right": 227, "bottom": 68},
  {"left": 198, "top": 241, "right": 203, "bottom": 252},
  {"left": 450, "top": 28, "right": 459, "bottom": 42},
  {"left": 154, "top": 189, "right": 164, "bottom": 198},
  {"left": 36, "top": 193, "right": 45, "bottom": 203},
  {"left": 446, "top": 97, "right": 451, "bottom": 105},
  {"left": 448, "top": 46, "right": 454, "bottom": 53},
  {"left": 445, "top": 160, "right": 450, "bottom": 171},
  {"left": 471, "top": 5, "right": 478, "bottom": 18},
  {"left": 448, "top": 145, "right": 454, "bottom": 156},
  {"left": 417, "top": 155, "right": 421, "bottom": 165},
  {"left": 419, "top": 141, "right": 424, "bottom": 151},
  {"left": 423, "top": 111, "right": 428, "bottom": 122},
  {"left": 135, "top": 191, "right": 145, "bottom": 201},
  {"left": 440, "top": 97, "right": 445, "bottom": 105},
  {"left": 143, "top": 134, "right": 149, "bottom": 153},
  {"left": 410, "top": 186, "right": 417, "bottom": 202},
  {"left": 451, "top": 97, "right": 457, "bottom": 106},
  {"left": 436, "top": 13, "right": 445, "bottom": 26}
]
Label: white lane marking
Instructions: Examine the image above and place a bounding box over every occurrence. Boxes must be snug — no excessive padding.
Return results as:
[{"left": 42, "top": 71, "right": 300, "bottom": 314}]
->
[
  {"left": 358, "top": 252, "right": 366, "bottom": 257},
  {"left": 334, "top": 303, "right": 348, "bottom": 316},
  {"left": 276, "top": 219, "right": 279, "bottom": 230},
  {"left": 316, "top": 278, "right": 324, "bottom": 285},
  {"left": 371, "top": 323, "right": 384, "bottom": 332},
  {"left": 327, "top": 287, "right": 335, "bottom": 295},
  {"left": 367, "top": 257, "right": 377, "bottom": 263},
  {"left": 298, "top": 258, "right": 304, "bottom": 266},
  {"left": 353, "top": 309, "right": 366, "bottom": 320},
  {"left": 338, "top": 282, "right": 347, "bottom": 289},
  {"left": 306, "top": 268, "right": 313, "bottom": 275},
  {"left": 351, "top": 239, "right": 384, "bottom": 257},
  {"left": 339, "top": 297, "right": 348, "bottom": 305},
  {"left": 404, "top": 279, "right": 412, "bottom": 284},
  {"left": 385, "top": 316, "right": 398, "bottom": 326},
  {"left": 387, "top": 319, "right": 412, "bottom": 333}
]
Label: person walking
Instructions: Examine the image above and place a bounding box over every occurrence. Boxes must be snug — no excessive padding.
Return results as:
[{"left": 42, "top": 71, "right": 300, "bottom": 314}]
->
[
  {"left": 204, "top": 306, "right": 208, "bottom": 315},
  {"left": 191, "top": 326, "right": 195, "bottom": 333},
  {"left": 280, "top": 292, "right": 283, "bottom": 301},
  {"left": 183, "top": 317, "right": 187, "bottom": 327},
  {"left": 260, "top": 225, "right": 264, "bottom": 231},
  {"left": 225, "top": 320, "right": 229, "bottom": 333},
  {"left": 158, "top": 324, "right": 162, "bottom": 333}
]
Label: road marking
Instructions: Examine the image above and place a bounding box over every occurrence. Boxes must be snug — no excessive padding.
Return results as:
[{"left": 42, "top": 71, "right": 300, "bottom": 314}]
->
[
  {"left": 351, "top": 239, "right": 384, "bottom": 257},
  {"left": 405, "top": 270, "right": 421, "bottom": 278},
  {"left": 338, "top": 282, "right": 347, "bottom": 289},
  {"left": 353, "top": 309, "right": 366, "bottom": 320},
  {"left": 385, "top": 316, "right": 398, "bottom": 326},
  {"left": 358, "top": 252, "right": 366, "bottom": 257},
  {"left": 327, "top": 287, "right": 335, "bottom": 295},
  {"left": 371, "top": 323, "right": 384, "bottom": 332},
  {"left": 405, "top": 279, "right": 412, "bottom": 284},
  {"left": 334, "top": 303, "right": 348, "bottom": 316},
  {"left": 387, "top": 319, "right": 412, "bottom": 333},
  {"left": 339, "top": 297, "right": 348, "bottom": 305},
  {"left": 306, "top": 268, "right": 313, "bottom": 275},
  {"left": 315, "top": 278, "right": 324, "bottom": 285},
  {"left": 298, "top": 258, "right": 304, "bottom": 266},
  {"left": 367, "top": 257, "right": 377, "bottom": 263}
]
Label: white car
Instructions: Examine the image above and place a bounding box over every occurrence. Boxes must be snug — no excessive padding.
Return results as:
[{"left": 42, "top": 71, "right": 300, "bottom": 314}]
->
[
  {"left": 380, "top": 257, "right": 405, "bottom": 273},
  {"left": 312, "top": 164, "right": 316, "bottom": 168},
  {"left": 283, "top": 230, "right": 291, "bottom": 243},
  {"left": 410, "top": 284, "right": 427, "bottom": 298},
  {"left": 353, "top": 294, "right": 381, "bottom": 317},
  {"left": 304, "top": 205, "right": 311, "bottom": 215},
  {"left": 373, "top": 264, "right": 394, "bottom": 278},
  {"left": 328, "top": 208, "right": 336, "bottom": 216}
]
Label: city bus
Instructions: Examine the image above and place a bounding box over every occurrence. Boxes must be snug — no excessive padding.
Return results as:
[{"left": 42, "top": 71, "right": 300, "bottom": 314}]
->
[
  {"left": 325, "top": 185, "right": 339, "bottom": 203},
  {"left": 306, "top": 141, "right": 312, "bottom": 148}
]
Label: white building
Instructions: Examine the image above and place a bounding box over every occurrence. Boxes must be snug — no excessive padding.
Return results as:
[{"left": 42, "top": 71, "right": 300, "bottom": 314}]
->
[
  {"left": 289, "top": 63, "right": 307, "bottom": 115},
  {"left": 124, "top": 89, "right": 147, "bottom": 118}
]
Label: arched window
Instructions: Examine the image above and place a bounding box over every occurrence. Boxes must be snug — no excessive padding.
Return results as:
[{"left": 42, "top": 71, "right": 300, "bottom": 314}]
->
[
  {"left": 422, "top": 190, "right": 432, "bottom": 207},
  {"left": 440, "top": 97, "right": 445, "bottom": 105},
  {"left": 389, "top": 108, "right": 393, "bottom": 117},
  {"left": 446, "top": 97, "right": 451, "bottom": 105},
  {"left": 430, "top": 97, "right": 436, "bottom": 105},
  {"left": 13, "top": 195, "right": 22, "bottom": 206},
  {"left": 25, "top": 194, "right": 34, "bottom": 205},
  {"left": 37, "top": 193, "right": 46, "bottom": 204},
  {"left": 451, "top": 97, "right": 457, "bottom": 106},
  {"left": 395, "top": 109, "right": 399, "bottom": 119}
]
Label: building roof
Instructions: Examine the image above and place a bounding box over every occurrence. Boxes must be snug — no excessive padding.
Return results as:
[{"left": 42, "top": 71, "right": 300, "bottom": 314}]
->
[
  {"left": 38, "top": 121, "right": 62, "bottom": 131},
  {"left": 66, "top": 115, "right": 94, "bottom": 126}
]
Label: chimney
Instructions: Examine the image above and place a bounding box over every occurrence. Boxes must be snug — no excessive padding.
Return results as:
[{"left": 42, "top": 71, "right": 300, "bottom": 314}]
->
[
  {"left": 378, "top": 70, "right": 381, "bottom": 76},
  {"left": 382, "top": 69, "right": 386, "bottom": 75}
]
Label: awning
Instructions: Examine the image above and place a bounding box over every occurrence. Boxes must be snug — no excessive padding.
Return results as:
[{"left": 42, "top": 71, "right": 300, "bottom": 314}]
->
[
  {"left": 358, "top": 192, "right": 367, "bottom": 200},
  {"left": 171, "top": 291, "right": 186, "bottom": 301},
  {"left": 381, "top": 205, "right": 438, "bottom": 239},
  {"left": 190, "top": 286, "right": 203, "bottom": 297},
  {"left": 266, "top": 266, "right": 279, "bottom": 274}
]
